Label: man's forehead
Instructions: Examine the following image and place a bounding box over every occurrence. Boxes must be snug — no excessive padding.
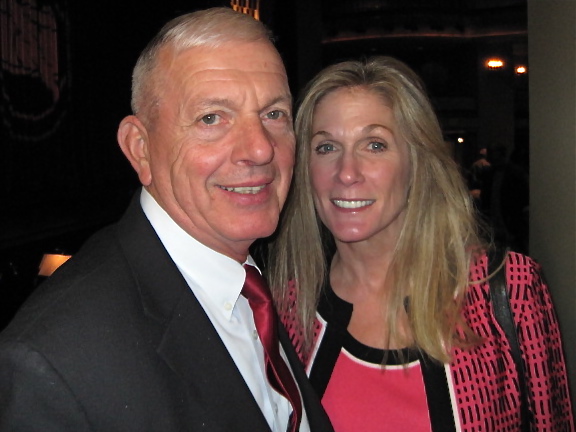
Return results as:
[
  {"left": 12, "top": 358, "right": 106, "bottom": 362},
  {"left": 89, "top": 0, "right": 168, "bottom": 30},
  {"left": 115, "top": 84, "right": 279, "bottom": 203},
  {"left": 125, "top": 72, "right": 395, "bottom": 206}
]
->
[
  {"left": 152, "top": 42, "right": 291, "bottom": 112},
  {"left": 160, "top": 41, "right": 287, "bottom": 77}
]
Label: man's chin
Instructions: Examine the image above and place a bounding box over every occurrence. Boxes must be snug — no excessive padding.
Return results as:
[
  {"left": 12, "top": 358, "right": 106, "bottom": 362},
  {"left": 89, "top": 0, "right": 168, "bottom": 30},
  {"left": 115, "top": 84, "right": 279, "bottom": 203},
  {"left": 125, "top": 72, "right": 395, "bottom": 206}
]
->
[{"left": 231, "top": 221, "right": 278, "bottom": 242}]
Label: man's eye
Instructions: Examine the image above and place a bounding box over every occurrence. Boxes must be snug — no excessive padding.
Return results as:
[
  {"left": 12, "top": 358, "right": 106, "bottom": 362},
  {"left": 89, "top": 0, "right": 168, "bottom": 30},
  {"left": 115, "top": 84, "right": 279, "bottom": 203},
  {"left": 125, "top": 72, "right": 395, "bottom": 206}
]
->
[
  {"left": 266, "top": 110, "right": 284, "bottom": 120},
  {"left": 200, "top": 114, "right": 220, "bottom": 125},
  {"left": 368, "top": 141, "right": 386, "bottom": 151}
]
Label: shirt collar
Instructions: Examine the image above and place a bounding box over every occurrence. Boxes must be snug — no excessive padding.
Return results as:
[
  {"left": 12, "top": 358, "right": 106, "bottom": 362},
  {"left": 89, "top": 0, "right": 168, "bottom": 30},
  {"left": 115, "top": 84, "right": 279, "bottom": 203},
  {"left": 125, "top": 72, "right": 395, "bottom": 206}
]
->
[{"left": 140, "top": 188, "right": 257, "bottom": 320}]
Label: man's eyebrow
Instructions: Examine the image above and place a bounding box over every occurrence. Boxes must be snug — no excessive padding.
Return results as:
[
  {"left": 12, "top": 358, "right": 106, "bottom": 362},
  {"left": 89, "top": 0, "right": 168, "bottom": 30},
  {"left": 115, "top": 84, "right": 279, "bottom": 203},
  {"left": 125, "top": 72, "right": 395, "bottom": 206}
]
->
[
  {"left": 261, "top": 95, "right": 293, "bottom": 117},
  {"left": 266, "top": 94, "right": 293, "bottom": 107},
  {"left": 196, "top": 98, "right": 236, "bottom": 109},
  {"left": 194, "top": 95, "right": 292, "bottom": 111}
]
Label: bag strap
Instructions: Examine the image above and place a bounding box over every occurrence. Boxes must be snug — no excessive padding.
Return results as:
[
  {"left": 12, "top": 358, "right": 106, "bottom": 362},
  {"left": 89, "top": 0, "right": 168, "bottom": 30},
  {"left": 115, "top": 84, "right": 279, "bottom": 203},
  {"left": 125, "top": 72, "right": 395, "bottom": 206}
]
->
[{"left": 488, "top": 247, "right": 532, "bottom": 431}]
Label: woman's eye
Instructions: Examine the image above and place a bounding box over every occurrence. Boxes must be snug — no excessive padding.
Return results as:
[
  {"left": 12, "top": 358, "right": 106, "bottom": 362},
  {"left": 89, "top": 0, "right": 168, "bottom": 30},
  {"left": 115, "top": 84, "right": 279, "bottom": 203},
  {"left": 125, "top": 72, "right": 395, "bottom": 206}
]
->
[
  {"left": 200, "top": 114, "right": 221, "bottom": 125},
  {"left": 314, "top": 143, "right": 335, "bottom": 154}
]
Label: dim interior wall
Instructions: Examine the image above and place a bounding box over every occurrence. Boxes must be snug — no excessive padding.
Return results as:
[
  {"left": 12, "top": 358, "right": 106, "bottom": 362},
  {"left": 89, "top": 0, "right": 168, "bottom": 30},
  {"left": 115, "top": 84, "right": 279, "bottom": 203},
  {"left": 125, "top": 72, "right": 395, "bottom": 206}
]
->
[{"left": 528, "top": 0, "right": 576, "bottom": 415}]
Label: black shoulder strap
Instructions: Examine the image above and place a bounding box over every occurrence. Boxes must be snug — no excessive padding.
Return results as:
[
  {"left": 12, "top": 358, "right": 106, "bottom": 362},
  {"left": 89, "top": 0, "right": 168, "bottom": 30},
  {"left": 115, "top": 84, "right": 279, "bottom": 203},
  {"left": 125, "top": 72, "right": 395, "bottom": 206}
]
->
[{"left": 488, "top": 248, "right": 532, "bottom": 431}]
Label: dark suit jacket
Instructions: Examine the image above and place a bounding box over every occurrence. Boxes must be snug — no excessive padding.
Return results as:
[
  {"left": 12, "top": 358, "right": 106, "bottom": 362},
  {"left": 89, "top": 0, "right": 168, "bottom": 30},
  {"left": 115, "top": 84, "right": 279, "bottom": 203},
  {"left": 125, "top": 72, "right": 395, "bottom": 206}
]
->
[{"left": 0, "top": 194, "right": 333, "bottom": 432}]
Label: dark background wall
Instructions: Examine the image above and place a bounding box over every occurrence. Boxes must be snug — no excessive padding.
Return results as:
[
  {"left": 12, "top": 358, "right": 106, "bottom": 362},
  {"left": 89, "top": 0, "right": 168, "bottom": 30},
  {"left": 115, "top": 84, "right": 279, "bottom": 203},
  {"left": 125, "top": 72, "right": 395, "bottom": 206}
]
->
[
  {"left": 0, "top": 0, "right": 528, "bottom": 326},
  {"left": 0, "top": 0, "right": 231, "bottom": 326}
]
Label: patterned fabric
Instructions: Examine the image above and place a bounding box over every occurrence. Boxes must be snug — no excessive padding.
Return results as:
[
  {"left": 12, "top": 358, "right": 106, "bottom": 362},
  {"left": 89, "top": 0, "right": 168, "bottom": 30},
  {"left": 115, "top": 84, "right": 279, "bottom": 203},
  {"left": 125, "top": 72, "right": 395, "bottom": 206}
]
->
[{"left": 280, "top": 252, "right": 574, "bottom": 432}]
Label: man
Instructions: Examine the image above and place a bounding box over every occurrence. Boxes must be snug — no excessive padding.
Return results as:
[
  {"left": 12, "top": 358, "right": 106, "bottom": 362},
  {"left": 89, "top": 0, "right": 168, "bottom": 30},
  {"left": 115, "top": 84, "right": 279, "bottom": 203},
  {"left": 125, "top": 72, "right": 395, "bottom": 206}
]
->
[{"left": 0, "top": 8, "right": 332, "bottom": 432}]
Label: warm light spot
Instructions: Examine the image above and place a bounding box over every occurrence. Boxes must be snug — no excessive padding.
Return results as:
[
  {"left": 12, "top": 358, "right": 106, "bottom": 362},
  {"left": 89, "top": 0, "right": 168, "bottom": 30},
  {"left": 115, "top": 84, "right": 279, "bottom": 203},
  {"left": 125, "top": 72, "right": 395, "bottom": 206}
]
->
[
  {"left": 486, "top": 59, "right": 504, "bottom": 69},
  {"left": 457, "top": 137, "right": 464, "bottom": 143},
  {"left": 38, "top": 253, "right": 72, "bottom": 277},
  {"left": 516, "top": 65, "right": 527, "bottom": 74}
]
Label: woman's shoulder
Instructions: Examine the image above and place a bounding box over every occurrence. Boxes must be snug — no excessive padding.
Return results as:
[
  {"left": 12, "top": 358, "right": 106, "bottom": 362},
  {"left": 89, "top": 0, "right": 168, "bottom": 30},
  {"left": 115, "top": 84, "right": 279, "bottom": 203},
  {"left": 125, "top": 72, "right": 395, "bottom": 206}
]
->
[
  {"left": 466, "top": 249, "right": 546, "bottom": 313},
  {"left": 503, "top": 250, "right": 543, "bottom": 280},
  {"left": 466, "top": 249, "right": 550, "bottom": 322},
  {"left": 469, "top": 249, "right": 541, "bottom": 278}
]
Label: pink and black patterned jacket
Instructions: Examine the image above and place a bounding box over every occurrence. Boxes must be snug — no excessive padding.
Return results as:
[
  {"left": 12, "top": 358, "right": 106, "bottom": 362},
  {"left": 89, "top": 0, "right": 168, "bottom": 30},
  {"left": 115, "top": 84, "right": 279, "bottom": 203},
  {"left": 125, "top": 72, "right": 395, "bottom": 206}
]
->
[{"left": 280, "top": 251, "right": 574, "bottom": 431}]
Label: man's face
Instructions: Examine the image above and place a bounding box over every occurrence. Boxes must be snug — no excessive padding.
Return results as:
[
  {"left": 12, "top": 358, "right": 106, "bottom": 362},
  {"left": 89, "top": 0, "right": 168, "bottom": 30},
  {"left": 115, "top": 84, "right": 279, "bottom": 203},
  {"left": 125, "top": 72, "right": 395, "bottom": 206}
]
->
[{"left": 141, "top": 41, "right": 294, "bottom": 261}]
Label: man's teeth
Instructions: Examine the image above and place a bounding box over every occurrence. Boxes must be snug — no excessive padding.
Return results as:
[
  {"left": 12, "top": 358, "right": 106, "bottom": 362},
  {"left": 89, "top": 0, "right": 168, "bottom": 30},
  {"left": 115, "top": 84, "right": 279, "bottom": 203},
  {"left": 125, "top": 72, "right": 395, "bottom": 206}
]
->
[
  {"left": 221, "top": 185, "right": 265, "bottom": 194},
  {"left": 332, "top": 199, "right": 374, "bottom": 209}
]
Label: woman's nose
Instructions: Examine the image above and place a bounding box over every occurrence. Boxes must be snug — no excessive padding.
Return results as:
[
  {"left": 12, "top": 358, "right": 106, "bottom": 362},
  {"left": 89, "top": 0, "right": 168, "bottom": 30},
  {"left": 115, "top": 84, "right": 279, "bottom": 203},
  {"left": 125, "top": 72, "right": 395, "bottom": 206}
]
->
[{"left": 337, "top": 152, "right": 363, "bottom": 185}]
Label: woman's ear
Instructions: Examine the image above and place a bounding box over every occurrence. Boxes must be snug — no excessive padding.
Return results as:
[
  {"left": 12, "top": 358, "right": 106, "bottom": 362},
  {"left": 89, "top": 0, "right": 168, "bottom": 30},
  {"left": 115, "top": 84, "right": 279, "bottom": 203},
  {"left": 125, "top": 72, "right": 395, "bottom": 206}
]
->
[{"left": 117, "top": 115, "right": 152, "bottom": 186}]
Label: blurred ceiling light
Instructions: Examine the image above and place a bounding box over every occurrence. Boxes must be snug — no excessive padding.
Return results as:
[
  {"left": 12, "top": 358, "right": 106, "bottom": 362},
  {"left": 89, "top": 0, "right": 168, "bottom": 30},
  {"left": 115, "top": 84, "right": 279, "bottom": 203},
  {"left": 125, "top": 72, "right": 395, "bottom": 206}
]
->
[
  {"left": 516, "top": 65, "right": 527, "bottom": 74},
  {"left": 486, "top": 58, "right": 504, "bottom": 69},
  {"left": 457, "top": 137, "right": 464, "bottom": 143}
]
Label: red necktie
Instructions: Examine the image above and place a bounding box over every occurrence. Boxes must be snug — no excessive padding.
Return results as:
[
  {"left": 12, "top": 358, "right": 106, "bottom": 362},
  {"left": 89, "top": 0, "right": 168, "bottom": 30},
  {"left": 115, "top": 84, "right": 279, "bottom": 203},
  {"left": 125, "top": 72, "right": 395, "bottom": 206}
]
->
[{"left": 242, "top": 264, "right": 302, "bottom": 432}]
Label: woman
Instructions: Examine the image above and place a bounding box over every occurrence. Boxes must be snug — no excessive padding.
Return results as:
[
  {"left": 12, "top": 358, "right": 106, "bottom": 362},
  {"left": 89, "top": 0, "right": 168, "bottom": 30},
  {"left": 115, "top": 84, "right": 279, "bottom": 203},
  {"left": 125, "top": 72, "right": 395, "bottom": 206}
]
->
[{"left": 267, "top": 57, "right": 573, "bottom": 431}]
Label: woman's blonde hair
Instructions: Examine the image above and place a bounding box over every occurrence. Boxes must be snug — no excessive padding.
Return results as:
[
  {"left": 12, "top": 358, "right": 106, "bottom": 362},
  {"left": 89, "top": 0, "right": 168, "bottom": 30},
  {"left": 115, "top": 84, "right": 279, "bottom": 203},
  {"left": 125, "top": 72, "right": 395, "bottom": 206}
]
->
[{"left": 267, "top": 56, "right": 485, "bottom": 363}]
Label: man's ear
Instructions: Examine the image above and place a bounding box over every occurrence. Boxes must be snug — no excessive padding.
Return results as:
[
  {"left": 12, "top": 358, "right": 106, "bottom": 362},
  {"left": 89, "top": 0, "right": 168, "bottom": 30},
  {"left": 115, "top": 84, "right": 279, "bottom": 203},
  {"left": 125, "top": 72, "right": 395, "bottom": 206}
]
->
[{"left": 118, "top": 115, "right": 152, "bottom": 186}]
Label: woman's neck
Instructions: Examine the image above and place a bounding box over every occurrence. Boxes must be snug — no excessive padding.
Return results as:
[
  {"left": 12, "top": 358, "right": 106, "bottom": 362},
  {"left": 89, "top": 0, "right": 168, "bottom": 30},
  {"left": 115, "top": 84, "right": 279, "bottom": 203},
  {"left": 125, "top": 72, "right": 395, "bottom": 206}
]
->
[
  {"left": 330, "top": 240, "right": 394, "bottom": 301},
  {"left": 330, "top": 241, "right": 412, "bottom": 350}
]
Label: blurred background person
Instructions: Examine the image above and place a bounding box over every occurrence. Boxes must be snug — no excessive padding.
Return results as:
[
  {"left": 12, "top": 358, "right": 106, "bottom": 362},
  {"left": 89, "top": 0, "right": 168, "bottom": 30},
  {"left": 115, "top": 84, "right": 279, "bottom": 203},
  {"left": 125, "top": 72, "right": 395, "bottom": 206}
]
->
[{"left": 467, "top": 146, "right": 492, "bottom": 211}]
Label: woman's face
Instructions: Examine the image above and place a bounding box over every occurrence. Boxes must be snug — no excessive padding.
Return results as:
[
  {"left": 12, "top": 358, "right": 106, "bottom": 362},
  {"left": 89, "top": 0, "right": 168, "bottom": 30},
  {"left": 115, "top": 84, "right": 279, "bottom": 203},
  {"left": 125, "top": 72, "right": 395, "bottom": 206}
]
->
[{"left": 309, "top": 87, "right": 411, "bottom": 246}]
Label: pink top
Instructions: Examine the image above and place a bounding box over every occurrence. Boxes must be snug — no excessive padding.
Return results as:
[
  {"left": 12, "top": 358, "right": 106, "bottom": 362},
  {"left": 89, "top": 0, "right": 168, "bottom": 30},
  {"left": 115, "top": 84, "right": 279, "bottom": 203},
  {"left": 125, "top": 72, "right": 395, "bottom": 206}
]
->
[{"left": 323, "top": 349, "right": 431, "bottom": 431}]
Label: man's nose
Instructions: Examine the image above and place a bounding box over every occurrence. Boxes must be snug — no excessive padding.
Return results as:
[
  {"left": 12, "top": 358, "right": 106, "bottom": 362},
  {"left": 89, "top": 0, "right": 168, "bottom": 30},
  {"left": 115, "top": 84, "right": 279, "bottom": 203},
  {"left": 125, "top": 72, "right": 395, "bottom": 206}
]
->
[{"left": 232, "top": 118, "right": 274, "bottom": 165}]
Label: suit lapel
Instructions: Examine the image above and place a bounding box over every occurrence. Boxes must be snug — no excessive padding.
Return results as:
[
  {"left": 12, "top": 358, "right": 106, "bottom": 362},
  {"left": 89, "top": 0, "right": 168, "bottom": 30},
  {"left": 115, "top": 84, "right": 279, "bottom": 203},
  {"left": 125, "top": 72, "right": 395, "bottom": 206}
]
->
[
  {"left": 157, "top": 289, "right": 271, "bottom": 431},
  {"left": 116, "top": 193, "right": 270, "bottom": 431}
]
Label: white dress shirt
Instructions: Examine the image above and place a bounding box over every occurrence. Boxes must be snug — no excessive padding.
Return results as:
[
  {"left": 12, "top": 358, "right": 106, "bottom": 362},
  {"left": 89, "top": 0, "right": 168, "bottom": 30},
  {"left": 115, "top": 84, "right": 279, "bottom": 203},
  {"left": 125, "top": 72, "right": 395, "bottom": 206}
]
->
[{"left": 140, "top": 189, "right": 309, "bottom": 432}]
